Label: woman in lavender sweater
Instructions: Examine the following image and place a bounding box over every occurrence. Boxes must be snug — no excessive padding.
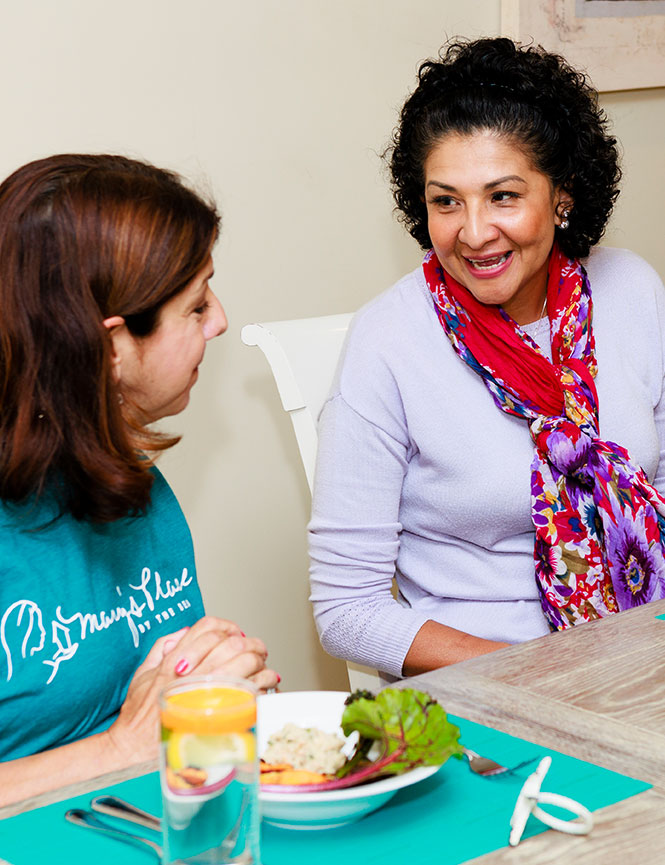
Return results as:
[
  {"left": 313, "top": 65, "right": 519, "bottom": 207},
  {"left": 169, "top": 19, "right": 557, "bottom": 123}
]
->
[{"left": 309, "top": 38, "right": 665, "bottom": 679}]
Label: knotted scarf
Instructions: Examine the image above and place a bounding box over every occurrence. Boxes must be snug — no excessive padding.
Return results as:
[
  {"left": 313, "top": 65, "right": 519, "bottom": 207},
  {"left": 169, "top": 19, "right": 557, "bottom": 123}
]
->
[{"left": 423, "top": 244, "right": 665, "bottom": 629}]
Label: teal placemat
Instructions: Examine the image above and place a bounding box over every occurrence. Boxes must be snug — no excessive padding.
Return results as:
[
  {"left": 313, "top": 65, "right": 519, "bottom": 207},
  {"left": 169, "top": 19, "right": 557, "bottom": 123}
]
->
[{"left": 0, "top": 716, "right": 650, "bottom": 865}]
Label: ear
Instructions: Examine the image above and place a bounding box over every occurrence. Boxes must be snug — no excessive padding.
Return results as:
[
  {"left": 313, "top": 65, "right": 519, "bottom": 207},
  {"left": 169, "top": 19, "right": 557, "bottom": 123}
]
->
[
  {"left": 554, "top": 193, "right": 574, "bottom": 226},
  {"left": 102, "top": 315, "right": 127, "bottom": 383}
]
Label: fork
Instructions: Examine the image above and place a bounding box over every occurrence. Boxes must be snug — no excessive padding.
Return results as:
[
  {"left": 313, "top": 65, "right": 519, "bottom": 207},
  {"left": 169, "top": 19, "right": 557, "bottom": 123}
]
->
[{"left": 464, "top": 748, "right": 538, "bottom": 777}]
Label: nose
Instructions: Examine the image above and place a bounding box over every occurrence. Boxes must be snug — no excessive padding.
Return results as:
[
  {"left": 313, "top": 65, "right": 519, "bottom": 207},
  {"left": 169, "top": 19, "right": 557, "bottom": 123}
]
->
[
  {"left": 203, "top": 289, "right": 228, "bottom": 340},
  {"left": 458, "top": 204, "right": 500, "bottom": 250}
]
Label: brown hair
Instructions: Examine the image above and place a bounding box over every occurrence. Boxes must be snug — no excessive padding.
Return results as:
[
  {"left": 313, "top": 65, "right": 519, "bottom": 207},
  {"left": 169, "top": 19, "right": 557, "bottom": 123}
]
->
[{"left": 0, "top": 153, "right": 220, "bottom": 522}]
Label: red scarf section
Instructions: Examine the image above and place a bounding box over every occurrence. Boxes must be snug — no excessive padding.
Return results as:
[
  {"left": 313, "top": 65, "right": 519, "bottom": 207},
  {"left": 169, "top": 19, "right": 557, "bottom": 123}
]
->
[{"left": 433, "top": 246, "right": 599, "bottom": 418}]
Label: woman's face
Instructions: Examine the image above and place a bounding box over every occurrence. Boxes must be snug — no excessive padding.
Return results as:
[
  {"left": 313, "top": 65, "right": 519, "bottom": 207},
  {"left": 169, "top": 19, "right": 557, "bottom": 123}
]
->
[
  {"left": 116, "top": 254, "right": 227, "bottom": 423},
  {"left": 423, "top": 130, "right": 569, "bottom": 324}
]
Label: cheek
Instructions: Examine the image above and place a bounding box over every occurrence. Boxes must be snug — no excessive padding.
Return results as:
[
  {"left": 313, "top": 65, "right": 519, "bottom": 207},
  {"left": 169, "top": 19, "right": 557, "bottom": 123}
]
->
[
  {"left": 532, "top": 203, "right": 557, "bottom": 236},
  {"left": 183, "top": 332, "right": 207, "bottom": 370},
  {"left": 508, "top": 211, "right": 554, "bottom": 250},
  {"left": 172, "top": 326, "right": 204, "bottom": 356},
  {"left": 427, "top": 215, "right": 454, "bottom": 250}
]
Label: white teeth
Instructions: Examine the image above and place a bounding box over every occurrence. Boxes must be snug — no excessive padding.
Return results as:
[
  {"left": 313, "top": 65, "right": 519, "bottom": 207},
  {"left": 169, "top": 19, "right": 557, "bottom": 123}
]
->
[{"left": 468, "top": 253, "right": 510, "bottom": 269}]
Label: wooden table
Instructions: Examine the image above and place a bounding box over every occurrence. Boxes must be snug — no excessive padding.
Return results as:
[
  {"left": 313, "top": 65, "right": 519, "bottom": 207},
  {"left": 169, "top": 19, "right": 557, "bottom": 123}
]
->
[
  {"left": 0, "top": 759, "right": 157, "bottom": 865},
  {"left": 401, "top": 597, "right": 665, "bottom": 864},
  {"left": 2, "top": 600, "right": 665, "bottom": 864}
]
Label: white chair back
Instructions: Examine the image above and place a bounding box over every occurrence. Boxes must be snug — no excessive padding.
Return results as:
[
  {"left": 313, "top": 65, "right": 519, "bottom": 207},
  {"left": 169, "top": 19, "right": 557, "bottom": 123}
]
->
[
  {"left": 241, "top": 314, "right": 352, "bottom": 492},
  {"left": 241, "top": 314, "right": 381, "bottom": 691}
]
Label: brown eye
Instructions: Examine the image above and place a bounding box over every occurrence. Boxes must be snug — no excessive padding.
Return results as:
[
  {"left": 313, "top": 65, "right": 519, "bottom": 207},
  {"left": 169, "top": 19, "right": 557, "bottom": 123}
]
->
[
  {"left": 429, "top": 195, "right": 455, "bottom": 207},
  {"left": 492, "top": 191, "right": 519, "bottom": 203}
]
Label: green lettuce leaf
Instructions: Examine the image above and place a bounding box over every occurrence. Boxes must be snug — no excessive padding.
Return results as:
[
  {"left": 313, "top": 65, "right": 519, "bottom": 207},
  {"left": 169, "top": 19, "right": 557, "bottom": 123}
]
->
[{"left": 336, "top": 687, "right": 463, "bottom": 781}]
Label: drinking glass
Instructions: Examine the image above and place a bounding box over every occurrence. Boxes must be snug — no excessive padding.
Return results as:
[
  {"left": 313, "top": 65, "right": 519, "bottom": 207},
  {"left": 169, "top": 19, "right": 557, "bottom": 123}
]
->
[{"left": 159, "top": 675, "right": 260, "bottom": 864}]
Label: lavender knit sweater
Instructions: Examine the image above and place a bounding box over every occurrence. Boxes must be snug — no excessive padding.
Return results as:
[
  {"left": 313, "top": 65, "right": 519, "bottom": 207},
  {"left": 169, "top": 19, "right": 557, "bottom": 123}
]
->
[{"left": 308, "top": 247, "right": 665, "bottom": 677}]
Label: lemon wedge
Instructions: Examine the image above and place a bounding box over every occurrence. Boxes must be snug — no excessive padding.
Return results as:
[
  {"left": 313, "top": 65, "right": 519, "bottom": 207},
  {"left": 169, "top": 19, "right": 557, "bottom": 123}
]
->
[{"left": 167, "top": 731, "right": 255, "bottom": 770}]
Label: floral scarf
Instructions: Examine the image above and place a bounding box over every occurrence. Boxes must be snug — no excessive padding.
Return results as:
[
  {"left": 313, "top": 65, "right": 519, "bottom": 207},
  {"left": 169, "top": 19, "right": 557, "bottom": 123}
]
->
[{"left": 423, "top": 244, "right": 665, "bottom": 629}]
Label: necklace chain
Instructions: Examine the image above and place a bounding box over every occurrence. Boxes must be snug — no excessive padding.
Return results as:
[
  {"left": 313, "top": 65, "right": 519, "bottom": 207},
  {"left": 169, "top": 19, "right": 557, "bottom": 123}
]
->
[{"left": 534, "top": 293, "right": 549, "bottom": 338}]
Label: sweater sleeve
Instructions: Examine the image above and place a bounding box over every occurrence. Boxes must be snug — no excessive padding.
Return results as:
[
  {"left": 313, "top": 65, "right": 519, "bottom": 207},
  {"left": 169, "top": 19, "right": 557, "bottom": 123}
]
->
[{"left": 308, "top": 382, "right": 431, "bottom": 678}]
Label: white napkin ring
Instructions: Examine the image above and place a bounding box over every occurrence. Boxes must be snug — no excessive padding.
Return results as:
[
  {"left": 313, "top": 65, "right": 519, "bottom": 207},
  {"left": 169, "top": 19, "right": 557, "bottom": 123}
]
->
[{"left": 509, "top": 756, "right": 594, "bottom": 846}]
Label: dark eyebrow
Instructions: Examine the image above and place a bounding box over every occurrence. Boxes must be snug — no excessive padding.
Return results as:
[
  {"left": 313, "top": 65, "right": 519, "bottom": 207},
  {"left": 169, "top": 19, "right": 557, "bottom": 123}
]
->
[
  {"left": 426, "top": 181, "right": 456, "bottom": 192},
  {"left": 426, "top": 174, "right": 527, "bottom": 193},
  {"left": 485, "top": 175, "right": 526, "bottom": 189}
]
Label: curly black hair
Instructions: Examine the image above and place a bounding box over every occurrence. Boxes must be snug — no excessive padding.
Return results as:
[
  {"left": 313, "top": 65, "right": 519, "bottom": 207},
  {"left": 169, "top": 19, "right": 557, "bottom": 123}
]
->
[{"left": 387, "top": 38, "right": 621, "bottom": 259}]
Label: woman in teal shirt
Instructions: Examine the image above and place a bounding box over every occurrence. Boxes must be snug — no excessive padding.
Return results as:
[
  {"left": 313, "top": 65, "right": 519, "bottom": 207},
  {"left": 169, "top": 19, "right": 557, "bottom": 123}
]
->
[{"left": 0, "top": 154, "right": 278, "bottom": 804}]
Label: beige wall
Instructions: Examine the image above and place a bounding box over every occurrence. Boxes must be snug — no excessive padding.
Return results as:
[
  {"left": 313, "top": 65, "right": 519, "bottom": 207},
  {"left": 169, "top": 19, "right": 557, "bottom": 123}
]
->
[
  {"left": 1, "top": 2, "right": 663, "bottom": 691},
  {"left": 600, "top": 88, "right": 665, "bottom": 275}
]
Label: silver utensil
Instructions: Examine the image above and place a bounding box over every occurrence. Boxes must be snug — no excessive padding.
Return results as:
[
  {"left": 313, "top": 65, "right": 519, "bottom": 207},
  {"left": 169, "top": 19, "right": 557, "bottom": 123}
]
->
[
  {"left": 464, "top": 748, "right": 538, "bottom": 777},
  {"left": 90, "top": 794, "right": 161, "bottom": 831},
  {"left": 65, "top": 808, "right": 162, "bottom": 859},
  {"left": 68, "top": 794, "right": 250, "bottom": 862}
]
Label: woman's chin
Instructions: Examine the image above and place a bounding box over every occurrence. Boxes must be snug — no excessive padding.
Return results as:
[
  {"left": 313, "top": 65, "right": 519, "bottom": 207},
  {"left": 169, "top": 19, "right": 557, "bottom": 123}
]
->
[{"left": 155, "top": 393, "right": 193, "bottom": 423}]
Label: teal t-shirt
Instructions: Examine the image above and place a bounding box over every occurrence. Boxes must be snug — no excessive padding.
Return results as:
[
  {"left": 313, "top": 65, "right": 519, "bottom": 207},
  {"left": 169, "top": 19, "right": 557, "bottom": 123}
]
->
[{"left": 0, "top": 468, "right": 204, "bottom": 761}]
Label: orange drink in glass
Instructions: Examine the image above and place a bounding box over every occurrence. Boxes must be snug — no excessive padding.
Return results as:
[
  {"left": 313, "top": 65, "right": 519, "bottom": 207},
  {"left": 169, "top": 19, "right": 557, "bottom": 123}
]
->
[{"left": 159, "top": 676, "right": 260, "bottom": 864}]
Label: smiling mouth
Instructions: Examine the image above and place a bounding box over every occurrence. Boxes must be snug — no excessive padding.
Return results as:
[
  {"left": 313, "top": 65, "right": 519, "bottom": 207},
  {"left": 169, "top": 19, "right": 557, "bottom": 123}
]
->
[{"left": 465, "top": 252, "right": 512, "bottom": 271}]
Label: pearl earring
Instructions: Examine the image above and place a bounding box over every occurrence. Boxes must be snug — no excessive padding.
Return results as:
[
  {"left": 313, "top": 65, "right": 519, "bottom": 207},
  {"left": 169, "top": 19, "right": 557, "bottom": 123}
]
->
[{"left": 559, "top": 209, "right": 570, "bottom": 231}]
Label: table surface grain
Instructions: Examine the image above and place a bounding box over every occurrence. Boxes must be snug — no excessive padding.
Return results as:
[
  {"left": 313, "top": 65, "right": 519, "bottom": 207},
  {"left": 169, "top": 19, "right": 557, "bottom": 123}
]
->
[
  {"left": 2, "top": 600, "right": 665, "bottom": 864},
  {"left": 404, "top": 598, "right": 665, "bottom": 864}
]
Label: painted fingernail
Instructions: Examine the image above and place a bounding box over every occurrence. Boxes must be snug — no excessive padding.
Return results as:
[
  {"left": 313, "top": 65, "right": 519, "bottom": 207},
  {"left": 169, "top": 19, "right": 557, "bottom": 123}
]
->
[
  {"left": 240, "top": 631, "right": 246, "bottom": 637},
  {"left": 175, "top": 659, "right": 189, "bottom": 675},
  {"left": 276, "top": 674, "right": 281, "bottom": 684}
]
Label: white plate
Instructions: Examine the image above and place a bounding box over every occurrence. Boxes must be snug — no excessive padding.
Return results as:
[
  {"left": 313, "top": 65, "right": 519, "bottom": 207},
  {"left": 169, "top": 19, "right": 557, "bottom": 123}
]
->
[{"left": 257, "top": 690, "right": 440, "bottom": 830}]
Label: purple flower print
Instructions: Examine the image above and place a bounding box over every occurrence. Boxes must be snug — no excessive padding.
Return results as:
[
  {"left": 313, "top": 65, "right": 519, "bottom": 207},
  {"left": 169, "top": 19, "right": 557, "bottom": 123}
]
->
[
  {"left": 532, "top": 419, "right": 599, "bottom": 508},
  {"left": 546, "top": 426, "right": 592, "bottom": 476},
  {"left": 535, "top": 535, "right": 566, "bottom": 583},
  {"left": 606, "top": 515, "right": 665, "bottom": 608}
]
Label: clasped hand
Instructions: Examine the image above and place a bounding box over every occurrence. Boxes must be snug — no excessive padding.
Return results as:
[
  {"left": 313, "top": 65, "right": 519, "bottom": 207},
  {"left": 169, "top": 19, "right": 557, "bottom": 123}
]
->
[{"left": 107, "top": 616, "right": 278, "bottom": 765}]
